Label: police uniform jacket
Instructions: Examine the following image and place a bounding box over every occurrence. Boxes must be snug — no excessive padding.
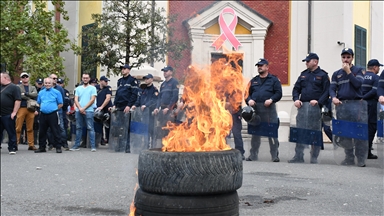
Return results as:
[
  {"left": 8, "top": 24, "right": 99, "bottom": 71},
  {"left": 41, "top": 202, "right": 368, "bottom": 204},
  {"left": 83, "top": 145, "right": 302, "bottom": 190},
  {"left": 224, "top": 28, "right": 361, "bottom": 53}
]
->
[
  {"left": 362, "top": 71, "right": 379, "bottom": 100},
  {"left": 377, "top": 71, "right": 384, "bottom": 97},
  {"left": 292, "top": 66, "right": 330, "bottom": 106},
  {"left": 245, "top": 73, "right": 282, "bottom": 104},
  {"left": 62, "top": 88, "right": 71, "bottom": 112},
  {"left": 113, "top": 75, "right": 139, "bottom": 108},
  {"left": 97, "top": 85, "right": 113, "bottom": 113},
  {"left": 135, "top": 84, "right": 158, "bottom": 110},
  {"left": 156, "top": 77, "right": 179, "bottom": 109},
  {"left": 330, "top": 65, "right": 364, "bottom": 100}
]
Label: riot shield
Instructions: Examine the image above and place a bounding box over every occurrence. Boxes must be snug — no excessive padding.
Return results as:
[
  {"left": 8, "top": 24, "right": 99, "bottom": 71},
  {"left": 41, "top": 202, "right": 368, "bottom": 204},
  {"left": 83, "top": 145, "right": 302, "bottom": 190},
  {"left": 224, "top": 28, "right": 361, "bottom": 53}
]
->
[
  {"left": 376, "top": 103, "right": 384, "bottom": 168},
  {"left": 288, "top": 102, "right": 322, "bottom": 163},
  {"left": 247, "top": 103, "right": 279, "bottom": 138},
  {"left": 109, "top": 110, "right": 131, "bottom": 152},
  {"left": 332, "top": 100, "right": 368, "bottom": 166},
  {"left": 152, "top": 109, "right": 176, "bottom": 149},
  {"left": 245, "top": 103, "right": 279, "bottom": 162},
  {"left": 129, "top": 109, "right": 150, "bottom": 154}
]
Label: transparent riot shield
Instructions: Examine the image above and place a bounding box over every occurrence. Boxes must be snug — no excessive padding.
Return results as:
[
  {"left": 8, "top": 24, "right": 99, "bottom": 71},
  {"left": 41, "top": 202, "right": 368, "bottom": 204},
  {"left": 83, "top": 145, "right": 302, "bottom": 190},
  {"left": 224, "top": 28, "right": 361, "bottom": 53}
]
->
[
  {"left": 246, "top": 103, "right": 280, "bottom": 162},
  {"left": 129, "top": 109, "right": 150, "bottom": 154},
  {"left": 376, "top": 103, "right": 384, "bottom": 168},
  {"left": 152, "top": 109, "right": 176, "bottom": 149},
  {"left": 288, "top": 102, "right": 322, "bottom": 163},
  {"left": 332, "top": 100, "right": 368, "bottom": 166},
  {"left": 109, "top": 110, "right": 131, "bottom": 152}
]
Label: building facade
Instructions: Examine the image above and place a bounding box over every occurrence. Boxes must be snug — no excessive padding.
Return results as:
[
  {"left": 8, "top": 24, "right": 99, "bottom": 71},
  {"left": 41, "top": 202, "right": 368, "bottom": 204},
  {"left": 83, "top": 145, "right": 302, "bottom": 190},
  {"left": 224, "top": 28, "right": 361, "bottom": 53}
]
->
[{"left": 59, "top": 1, "right": 383, "bottom": 141}]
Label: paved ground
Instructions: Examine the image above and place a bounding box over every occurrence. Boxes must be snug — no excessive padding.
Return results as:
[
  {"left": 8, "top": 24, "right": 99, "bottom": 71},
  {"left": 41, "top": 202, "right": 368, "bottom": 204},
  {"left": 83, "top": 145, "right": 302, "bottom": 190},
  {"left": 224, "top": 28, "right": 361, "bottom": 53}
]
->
[{"left": 1, "top": 140, "right": 383, "bottom": 216}]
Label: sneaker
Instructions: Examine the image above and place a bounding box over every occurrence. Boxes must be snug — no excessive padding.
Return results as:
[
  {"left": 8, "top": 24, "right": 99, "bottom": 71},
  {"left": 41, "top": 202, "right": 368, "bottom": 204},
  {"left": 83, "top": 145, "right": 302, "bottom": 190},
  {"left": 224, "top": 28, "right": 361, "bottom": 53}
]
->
[
  {"left": 91, "top": 149, "right": 96, "bottom": 152},
  {"left": 288, "top": 157, "right": 304, "bottom": 163},
  {"left": 9, "top": 151, "right": 16, "bottom": 155},
  {"left": 48, "top": 146, "right": 54, "bottom": 151},
  {"left": 63, "top": 147, "right": 70, "bottom": 151},
  {"left": 69, "top": 148, "right": 80, "bottom": 151}
]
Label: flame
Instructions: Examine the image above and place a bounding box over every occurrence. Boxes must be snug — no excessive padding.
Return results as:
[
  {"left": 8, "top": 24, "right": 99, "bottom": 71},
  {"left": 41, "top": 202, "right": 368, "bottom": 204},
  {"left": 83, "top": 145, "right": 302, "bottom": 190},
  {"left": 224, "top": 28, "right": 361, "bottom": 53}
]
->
[
  {"left": 128, "top": 169, "right": 139, "bottom": 216},
  {"left": 162, "top": 53, "right": 246, "bottom": 152}
]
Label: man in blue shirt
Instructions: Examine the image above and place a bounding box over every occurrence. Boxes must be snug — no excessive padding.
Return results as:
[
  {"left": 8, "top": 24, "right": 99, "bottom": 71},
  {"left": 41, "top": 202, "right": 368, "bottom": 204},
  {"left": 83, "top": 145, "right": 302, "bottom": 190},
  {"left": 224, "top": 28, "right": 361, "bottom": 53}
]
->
[
  {"left": 34, "top": 78, "right": 63, "bottom": 153},
  {"left": 363, "top": 59, "right": 382, "bottom": 159},
  {"left": 70, "top": 73, "right": 97, "bottom": 151}
]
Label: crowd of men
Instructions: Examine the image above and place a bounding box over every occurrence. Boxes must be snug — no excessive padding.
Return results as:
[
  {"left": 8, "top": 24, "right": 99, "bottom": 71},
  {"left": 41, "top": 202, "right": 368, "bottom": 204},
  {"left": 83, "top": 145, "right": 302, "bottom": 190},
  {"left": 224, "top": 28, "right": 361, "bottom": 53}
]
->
[{"left": 1, "top": 48, "right": 383, "bottom": 168}]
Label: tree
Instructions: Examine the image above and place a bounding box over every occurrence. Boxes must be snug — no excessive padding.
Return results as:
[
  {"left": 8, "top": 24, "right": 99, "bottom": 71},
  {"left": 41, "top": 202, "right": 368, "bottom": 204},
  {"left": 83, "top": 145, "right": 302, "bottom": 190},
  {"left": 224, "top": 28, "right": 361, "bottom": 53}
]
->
[
  {"left": 77, "top": 0, "right": 190, "bottom": 77},
  {"left": 0, "top": 0, "right": 74, "bottom": 83}
]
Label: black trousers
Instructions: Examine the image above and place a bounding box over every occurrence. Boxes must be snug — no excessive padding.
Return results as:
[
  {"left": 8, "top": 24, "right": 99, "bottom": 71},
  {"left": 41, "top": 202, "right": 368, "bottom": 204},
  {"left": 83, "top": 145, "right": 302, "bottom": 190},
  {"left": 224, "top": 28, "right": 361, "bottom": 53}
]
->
[{"left": 38, "top": 112, "right": 62, "bottom": 149}]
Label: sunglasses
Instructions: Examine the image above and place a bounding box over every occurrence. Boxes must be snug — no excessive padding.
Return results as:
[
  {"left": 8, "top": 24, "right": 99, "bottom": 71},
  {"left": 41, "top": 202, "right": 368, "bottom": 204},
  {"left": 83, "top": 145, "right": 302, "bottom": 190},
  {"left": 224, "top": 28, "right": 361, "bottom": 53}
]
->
[
  {"left": 21, "top": 76, "right": 29, "bottom": 78},
  {"left": 51, "top": 77, "right": 57, "bottom": 80}
]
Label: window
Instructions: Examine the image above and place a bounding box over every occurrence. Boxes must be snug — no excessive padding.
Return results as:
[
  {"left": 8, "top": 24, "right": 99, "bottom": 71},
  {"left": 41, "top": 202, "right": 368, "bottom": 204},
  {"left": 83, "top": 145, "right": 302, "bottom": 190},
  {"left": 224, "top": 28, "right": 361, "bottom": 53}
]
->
[
  {"left": 354, "top": 25, "right": 367, "bottom": 68},
  {"left": 81, "top": 23, "right": 97, "bottom": 78}
]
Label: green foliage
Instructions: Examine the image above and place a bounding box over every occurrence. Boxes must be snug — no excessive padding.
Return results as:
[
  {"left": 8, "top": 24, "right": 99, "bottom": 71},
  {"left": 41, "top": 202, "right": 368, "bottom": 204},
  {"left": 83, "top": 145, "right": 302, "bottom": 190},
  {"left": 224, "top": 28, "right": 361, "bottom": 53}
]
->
[
  {"left": 75, "top": 0, "right": 191, "bottom": 77},
  {"left": 0, "top": 0, "right": 74, "bottom": 83}
]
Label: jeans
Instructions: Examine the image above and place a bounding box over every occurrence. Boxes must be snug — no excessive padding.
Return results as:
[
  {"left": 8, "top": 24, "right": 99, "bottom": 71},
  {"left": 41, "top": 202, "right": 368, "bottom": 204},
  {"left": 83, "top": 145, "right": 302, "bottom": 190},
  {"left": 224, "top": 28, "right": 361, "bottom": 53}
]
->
[
  {"left": 0, "top": 115, "right": 17, "bottom": 152},
  {"left": 73, "top": 111, "right": 95, "bottom": 149}
]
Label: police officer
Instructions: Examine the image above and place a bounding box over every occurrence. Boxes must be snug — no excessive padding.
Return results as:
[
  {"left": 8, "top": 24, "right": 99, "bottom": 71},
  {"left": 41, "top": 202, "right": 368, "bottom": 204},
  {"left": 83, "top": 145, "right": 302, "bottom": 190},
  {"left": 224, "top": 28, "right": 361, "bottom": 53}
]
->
[
  {"left": 363, "top": 59, "right": 382, "bottom": 159},
  {"left": 330, "top": 48, "right": 366, "bottom": 167},
  {"left": 33, "top": 78, "right": 43, "bottom": 146},
  {"left": 245, "top": 58, "right": 282, "bottom": 162},
  {"left": 108, "top": 64, "right": 139, "bottom": 153},
  {"left": 289, "top": 53, "right": 330, "bottom": 163},
  {"left": 153, "top": 66, "right": 179, "bottom": 138},
  {"left": 95, "top": 76, "right": 113, "bottom": 145}
]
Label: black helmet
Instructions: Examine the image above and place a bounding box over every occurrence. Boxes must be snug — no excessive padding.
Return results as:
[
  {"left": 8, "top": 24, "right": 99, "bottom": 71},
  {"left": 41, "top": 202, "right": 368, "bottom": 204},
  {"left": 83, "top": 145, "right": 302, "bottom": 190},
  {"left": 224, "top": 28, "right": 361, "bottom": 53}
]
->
[
  {"left": 94, "top": 109, "right": 104, "bottom": 122},
  {"left": 67, "top": 112, "right": 76, "bottom": 122},
  {"left": 241, "top": 106, "right": 260, "bottom": 126},
  {"left": 321, "top": 106, "right": 332, "bottom": 126}
]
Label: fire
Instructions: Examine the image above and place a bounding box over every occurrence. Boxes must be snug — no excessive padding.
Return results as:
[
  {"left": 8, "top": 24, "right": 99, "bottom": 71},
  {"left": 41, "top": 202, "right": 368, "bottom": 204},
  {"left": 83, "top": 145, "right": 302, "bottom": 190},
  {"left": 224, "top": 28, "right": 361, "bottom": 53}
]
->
[
  {"left": 128, "top": 169, "right": 139, "bottom": 216},
  {"left": 162, "top": 53, "right": 246, "bottom": 152}
]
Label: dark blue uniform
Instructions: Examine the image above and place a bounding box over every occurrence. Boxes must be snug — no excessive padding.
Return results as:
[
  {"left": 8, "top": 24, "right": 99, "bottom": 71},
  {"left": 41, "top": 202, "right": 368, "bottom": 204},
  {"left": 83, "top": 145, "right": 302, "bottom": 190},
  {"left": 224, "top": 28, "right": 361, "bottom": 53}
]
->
[
  {"left": 377, "top": 70, "right": 384, "bottom": 97},
  {"left": 290, "top": 66, "right": 330, "bottom": 163},
  {"left": 292, "top": 67, "right": 330, "bottom": 106},
  {"left": 245, "top": 73, "right": 282, "bottom": 104},
  {"left": 362, "top": 71, "right": 379, "bottom": 156},
  {"left": 97, "top": 85, "right": 113, "bottom": 113},
  {"left": 156, "top": 78, "right": 179, "bottom": 110},
  {"left": 329, "top": 66, "right": 364, "bottom": 100},
  {"left": 114, "top": 75, "right": 139, "bottom": 109},
  {"left": 135, "top": 85, "right": 158, "bottom": 109}
]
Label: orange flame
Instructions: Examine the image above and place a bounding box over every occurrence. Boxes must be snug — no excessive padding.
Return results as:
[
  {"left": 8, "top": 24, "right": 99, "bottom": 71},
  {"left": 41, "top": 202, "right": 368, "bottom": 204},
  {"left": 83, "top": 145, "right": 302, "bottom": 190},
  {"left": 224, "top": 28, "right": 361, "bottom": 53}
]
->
[
  {"left": 162, "top": 53, "right": 246, "bottom": 152},
  {"left": 128, "top": 169, "right": 139, "bottom": 216}
]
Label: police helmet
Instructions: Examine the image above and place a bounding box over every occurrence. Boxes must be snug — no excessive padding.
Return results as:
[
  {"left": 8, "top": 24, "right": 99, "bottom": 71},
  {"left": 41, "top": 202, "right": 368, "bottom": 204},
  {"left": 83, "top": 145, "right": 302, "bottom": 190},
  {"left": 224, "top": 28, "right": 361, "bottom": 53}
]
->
[
  {"left": 67, "top": 112, "right": 76, "bottom": 122},
  {"left": 321, "top": 106, "right": 332, "bottom": 126},
  {"left": 94, "top": 109, "right": 104, "bottom": 122},
  {"left": 241, "top": 106, "right": 260, "bottom": 126}
]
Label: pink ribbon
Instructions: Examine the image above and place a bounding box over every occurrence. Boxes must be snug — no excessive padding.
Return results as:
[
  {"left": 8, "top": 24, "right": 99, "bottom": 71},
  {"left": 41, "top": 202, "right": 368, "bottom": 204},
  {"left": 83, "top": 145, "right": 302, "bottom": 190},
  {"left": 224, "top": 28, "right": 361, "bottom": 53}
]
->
[{"left": 211, "top": 8, "right": 241, "bottom": 51}]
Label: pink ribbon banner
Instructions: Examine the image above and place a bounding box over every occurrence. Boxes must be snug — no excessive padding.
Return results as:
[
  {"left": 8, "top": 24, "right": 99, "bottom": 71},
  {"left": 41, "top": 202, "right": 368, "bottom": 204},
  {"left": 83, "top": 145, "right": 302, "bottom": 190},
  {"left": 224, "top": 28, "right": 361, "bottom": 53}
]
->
[{"left": 211, "top": 7, "right": 241, "bottom": 51}]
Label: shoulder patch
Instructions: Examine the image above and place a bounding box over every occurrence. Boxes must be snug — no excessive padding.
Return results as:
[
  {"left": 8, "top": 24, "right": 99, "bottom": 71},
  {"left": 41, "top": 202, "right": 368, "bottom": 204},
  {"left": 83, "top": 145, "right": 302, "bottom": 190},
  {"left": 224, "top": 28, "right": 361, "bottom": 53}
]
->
[{"left": 109, "top": 88, "right": 112, "bottom": 91}]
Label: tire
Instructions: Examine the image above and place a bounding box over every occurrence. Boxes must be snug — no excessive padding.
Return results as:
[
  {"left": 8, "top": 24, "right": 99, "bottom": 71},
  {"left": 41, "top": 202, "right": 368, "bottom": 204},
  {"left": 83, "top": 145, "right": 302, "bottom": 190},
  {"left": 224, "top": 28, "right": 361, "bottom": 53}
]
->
[
  {"left": 138, "top": 148, "right": 243, "bottom": 195},
  {"left": 134, "top": 188, "right": 239, "bottom": 216}
]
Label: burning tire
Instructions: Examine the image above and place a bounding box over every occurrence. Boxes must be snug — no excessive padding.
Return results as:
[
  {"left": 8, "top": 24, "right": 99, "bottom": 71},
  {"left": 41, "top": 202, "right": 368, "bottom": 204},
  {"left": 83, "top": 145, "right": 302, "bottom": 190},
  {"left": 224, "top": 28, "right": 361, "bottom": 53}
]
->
[
  {"left": 138, "top": 148, "right": 243, "bottom": 195},
  {"left": 134, "top": 188, "right": 239, "bottom": 216}
]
